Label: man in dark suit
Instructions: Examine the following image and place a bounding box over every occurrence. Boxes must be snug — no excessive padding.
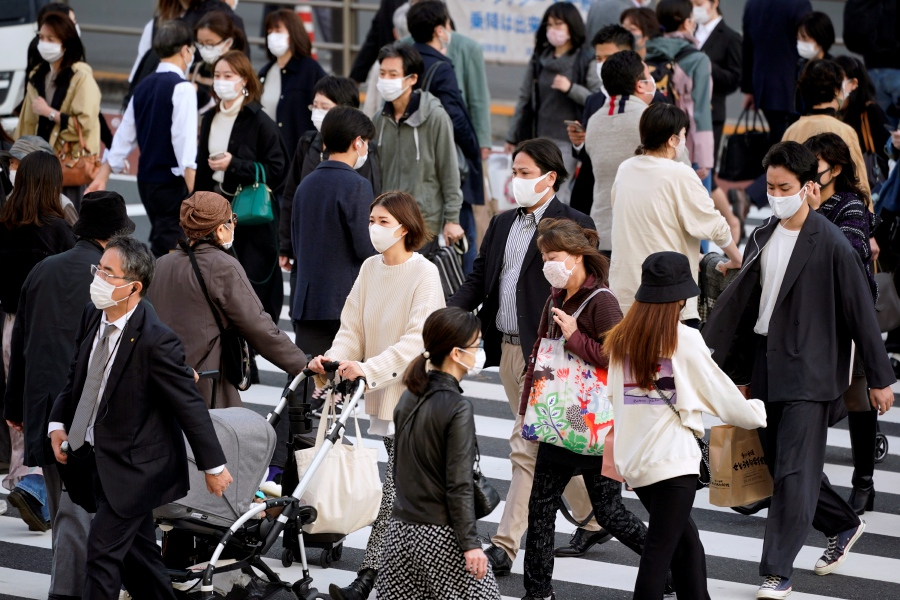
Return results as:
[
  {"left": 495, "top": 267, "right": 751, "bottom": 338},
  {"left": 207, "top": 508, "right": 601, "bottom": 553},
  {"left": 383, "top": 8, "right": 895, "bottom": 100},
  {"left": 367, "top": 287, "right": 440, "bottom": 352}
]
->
[
  {"left": 449, "top": 138, "right": 607, "bottom": 572},
  {"left": 703, "top": 142, "right": 894, "bottom": 599},
  {"left": 4, "top": 192, "right": 134, "bottom": 600},
  {"left": 48, "top": 236, "right": 231, "bottom": 600}
]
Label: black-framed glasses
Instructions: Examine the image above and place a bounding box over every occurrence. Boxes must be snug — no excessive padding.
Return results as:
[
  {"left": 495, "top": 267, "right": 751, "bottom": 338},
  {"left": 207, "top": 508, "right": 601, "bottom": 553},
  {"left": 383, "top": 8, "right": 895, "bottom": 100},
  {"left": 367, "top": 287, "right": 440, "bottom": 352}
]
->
[{"left": 90, "top": 264, "right": 128, "bottom": 281}]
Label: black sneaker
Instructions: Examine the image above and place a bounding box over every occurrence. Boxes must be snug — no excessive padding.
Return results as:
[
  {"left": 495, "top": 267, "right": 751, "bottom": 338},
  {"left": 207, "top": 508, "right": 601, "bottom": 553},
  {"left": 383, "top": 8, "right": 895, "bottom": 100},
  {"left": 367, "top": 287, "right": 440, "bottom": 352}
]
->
[{"left": 7, "top": 488, "right": 50, "bottom": 532}]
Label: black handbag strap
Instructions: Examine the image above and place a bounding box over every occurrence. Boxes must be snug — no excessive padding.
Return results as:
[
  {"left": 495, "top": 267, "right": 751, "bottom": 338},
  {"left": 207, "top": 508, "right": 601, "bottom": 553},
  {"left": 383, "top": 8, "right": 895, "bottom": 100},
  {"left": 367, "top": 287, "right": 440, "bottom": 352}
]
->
[
  {"left": 185, "top": 242, "right": 228, "bottom": 336},
  {"left": 397, "top": 387, "right": 484, "bottom": 468},
  {"left": 652, "top": 381, "right": 704, "bottom": 447}
]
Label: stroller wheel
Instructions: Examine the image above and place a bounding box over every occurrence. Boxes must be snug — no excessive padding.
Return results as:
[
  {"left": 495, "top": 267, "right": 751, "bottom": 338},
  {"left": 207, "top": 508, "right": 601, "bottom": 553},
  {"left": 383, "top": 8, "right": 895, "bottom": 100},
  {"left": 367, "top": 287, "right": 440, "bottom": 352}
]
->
[
  {"left": 875, "top": 432, "right": 889, "bottom": 464},
  {"left": 331, "top": 543, "right": 343, "bottom": 561},
  {"left": 319, "top": 548, "right": 333, "bottom": 569},
  {"left": 281, "top": 548, "right": 294, "bottom": 568}
]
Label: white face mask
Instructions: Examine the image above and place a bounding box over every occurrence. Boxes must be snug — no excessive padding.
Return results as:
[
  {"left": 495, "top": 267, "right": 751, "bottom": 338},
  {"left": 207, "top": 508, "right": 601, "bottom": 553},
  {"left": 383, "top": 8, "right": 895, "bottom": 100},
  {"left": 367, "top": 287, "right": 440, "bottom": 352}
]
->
[
  {"left": 439, "top": 26, "right": 452, "bottom": 50},
  {"left": 184, "top": 47, "right": 195, "bottom": 73},
  {"left": 231, "top": 0, "right": 239, "bottom": 9},
  {"left": 311, "top": 108, "right": 328, "bottom": 131},
  {"left": 369, "top": 223, "right": 403, "bottom": 253},
  {"left": 454, "top": 348, "right": 485, "bottom": 377},
  {"left": 692, "top": 5, "right": 711, "bottom": 26},
  {"left": 37, "top": 41, "right": 64, "bottom": 63},
  {"left": 222, "top": 223, "right": 235, "bottom": 250},
  {"left": 595, "top": 60, "right": 604, "bottom": 83},
  {"left": 214, "top": 78, "right": 242, "bottom": 101},
  {"left": 198, "top": 38, "right": 232, "bottom": 64},
  {"left": 8, "top": 170, "right": 15, "bottom": 186},
  {"left": 513, "top": 171, "right": 551, "bottom": 208},
  {"left": 75, "top": 23, "right": 81, "bottom": 38},
  {"left": 797, "top": 40, "right": 818, "bottom": 60},
  {"left": 377, "top": 76, "right": 410, "bottom": 102},
  {"left": 90, "top": 275, "right": 134, "bottom": 310},
  {"left": 543, "top": 255, "right": 573, "bottom": 289},
  {"left": 267, "top": 32, "right": 290, "bottom": 58},
  {"left": 767, "top": 186, "right": 807, "bottom": 220},
  {"left": 354, "top": 140, "right": 369, "bottom": 170}
]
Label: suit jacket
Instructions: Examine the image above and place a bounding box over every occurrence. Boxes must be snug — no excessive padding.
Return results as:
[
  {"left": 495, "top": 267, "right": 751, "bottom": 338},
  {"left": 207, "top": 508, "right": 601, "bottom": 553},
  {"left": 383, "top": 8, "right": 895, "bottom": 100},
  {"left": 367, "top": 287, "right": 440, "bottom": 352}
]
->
[
  {"left": 50, "top": 301, "right": 226, "bottom": 518},
  {"left": 447, "top": 198, "right": 595, "bottom": 366},
  {"left": 702, "top": 211, "right": 895, "bottom": 402},
  {"left": 700, "top": 19, "right": 742, "bottom": 123},
  {"left": 4, "top": 240, "right": 102, "bottom": 467}
]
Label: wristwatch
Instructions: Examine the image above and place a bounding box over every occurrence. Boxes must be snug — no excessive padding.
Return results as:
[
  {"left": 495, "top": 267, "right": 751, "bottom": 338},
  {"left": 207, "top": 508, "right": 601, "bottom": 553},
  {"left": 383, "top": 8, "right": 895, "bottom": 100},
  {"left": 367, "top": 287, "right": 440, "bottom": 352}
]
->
[{"left": 48, "top": 110, "right": 56, "bottom": 121}]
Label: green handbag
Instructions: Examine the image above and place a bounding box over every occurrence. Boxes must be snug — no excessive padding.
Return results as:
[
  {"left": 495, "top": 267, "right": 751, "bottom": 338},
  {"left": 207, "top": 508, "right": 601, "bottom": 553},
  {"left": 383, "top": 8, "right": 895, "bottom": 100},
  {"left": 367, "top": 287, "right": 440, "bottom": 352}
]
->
[{"left": 231, "top": 162, "right": 274, "bottom": 226}]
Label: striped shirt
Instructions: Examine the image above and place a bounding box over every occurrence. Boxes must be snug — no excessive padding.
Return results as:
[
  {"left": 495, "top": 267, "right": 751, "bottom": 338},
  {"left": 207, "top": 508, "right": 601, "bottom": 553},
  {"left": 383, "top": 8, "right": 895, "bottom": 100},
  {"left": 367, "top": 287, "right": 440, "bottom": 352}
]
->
[{"left": 495, "top": 199, "right": 552, "bottom": 335}]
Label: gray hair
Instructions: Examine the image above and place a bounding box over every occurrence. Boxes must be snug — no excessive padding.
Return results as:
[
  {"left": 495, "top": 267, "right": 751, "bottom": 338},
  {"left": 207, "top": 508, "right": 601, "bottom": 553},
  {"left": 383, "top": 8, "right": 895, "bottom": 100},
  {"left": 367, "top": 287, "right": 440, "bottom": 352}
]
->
[
  {"left": 153, "top": 19, "right": 192, "bottom": 59},
  {"left": 106, "top": 235, "right": 155, "bottom": 295}
]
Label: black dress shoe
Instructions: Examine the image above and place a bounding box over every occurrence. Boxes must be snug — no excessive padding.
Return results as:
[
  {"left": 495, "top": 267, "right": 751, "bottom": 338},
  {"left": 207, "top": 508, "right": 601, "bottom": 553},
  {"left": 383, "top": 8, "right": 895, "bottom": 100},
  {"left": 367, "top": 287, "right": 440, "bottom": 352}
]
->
[
  {"left": 553, "top": 527, "right": 612, "bottom": 557},
  {"left": 485, "top": 544, "right": 512, "bottom": 576},
  {"left": 522, "top": 594, "right": 556, "bottom": 600},
  {"left": 7, "top": 489, "right": 49, "bottom": 532},
  {"left": 731, "top": 497, "right": 771, "bottom": 516},
  {"left": 329, "top": 568, "right": 376, "bottom": 600}
]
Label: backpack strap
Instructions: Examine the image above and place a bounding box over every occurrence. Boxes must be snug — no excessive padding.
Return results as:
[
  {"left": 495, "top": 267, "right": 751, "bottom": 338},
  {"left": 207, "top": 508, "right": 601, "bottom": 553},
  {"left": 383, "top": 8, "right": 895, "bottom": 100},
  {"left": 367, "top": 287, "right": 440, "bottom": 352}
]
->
[{"left": 421, "top": 61, "right": 443, "bottom": 94}]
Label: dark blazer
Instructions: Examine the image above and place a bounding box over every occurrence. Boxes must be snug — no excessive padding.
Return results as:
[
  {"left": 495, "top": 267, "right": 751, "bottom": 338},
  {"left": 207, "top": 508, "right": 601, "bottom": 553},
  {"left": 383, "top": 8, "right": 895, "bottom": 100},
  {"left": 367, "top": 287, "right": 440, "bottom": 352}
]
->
[
  {"left": 291, "top": 161, "right": 377, "bottom": 321},
  {"left": 50, "top": 301, "right": 226, "bottom": 518},
  {"left": 279, "top": 130, "right": 382, "bottom": 256},
  {"left": 4, "top": 240, "right": 102, "bottom": 467},
  {"left": 448, "top": 197, "right": 595, "bottom": 366},
  {"left": 703, "top": 210, "right": 895, "bottom": 402},
  {"left": 701, "top": 19, "right": 742, "bottom": 123},
  {"left": 349, "top": 0, "right": 408, "bottom": 83},
  {"left": 741, "top": 0, "right": 811, "bottom": 112},
  {"left": 415, "top": 43, "right": 484, "bottom": 206},
  {"left": 259, "top": 56, "right": 327, "bottom": 156}
]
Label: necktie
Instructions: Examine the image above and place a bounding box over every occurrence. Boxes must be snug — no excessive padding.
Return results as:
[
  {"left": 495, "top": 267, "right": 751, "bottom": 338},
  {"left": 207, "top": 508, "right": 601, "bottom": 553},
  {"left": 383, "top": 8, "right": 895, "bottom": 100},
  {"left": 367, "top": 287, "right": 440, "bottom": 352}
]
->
[{"left": 68, "top": 323, "right": 118, "bottom": 450}]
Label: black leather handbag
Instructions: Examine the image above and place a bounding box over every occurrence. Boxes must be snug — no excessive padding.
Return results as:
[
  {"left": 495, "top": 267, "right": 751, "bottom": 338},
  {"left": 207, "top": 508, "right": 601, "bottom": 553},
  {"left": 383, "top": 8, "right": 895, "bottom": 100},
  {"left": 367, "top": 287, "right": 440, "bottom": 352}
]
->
[
  {"left": 719, "top": 109, "right": 770, "bottom": 182},
  {"left": 473, "top": 441, "right": 500, "bottom": 519}
]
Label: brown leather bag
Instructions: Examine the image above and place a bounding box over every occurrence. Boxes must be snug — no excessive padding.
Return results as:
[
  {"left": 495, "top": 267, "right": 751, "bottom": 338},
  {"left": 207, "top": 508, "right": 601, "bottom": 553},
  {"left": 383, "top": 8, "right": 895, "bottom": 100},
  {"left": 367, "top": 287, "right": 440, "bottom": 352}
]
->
[{"left": 57, "top": 117, "right": 100, "bottom": 187}]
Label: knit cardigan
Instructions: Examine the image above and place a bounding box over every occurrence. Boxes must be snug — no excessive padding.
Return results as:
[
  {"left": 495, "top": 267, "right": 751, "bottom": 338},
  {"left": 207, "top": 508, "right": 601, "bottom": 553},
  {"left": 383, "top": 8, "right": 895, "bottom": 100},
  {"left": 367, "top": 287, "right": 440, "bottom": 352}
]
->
[{"left": 325, "top": 253, "right": 445, "bottom": 420}]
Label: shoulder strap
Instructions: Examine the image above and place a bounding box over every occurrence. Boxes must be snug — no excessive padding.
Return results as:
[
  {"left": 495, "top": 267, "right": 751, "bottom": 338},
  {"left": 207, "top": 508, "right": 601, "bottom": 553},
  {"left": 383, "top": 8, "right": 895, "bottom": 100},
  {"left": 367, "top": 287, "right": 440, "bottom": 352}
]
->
[
  {"left": 396, "top": 389, "right": 438, "bottom": 437},
  {"left": 652, "top": 381, "right": 700, "bottom": 442},
  {"left": 860, "top": 110, "right": 876, "bottom": 154},
  {"left": 571, "top": 288, "right": 606, "bottom": 319},
  {"left": 421, "top": 61, "right": 442, "bottom": 94},
  {"left": 185, "top": 243, "right": 227, "bottom": 336}
]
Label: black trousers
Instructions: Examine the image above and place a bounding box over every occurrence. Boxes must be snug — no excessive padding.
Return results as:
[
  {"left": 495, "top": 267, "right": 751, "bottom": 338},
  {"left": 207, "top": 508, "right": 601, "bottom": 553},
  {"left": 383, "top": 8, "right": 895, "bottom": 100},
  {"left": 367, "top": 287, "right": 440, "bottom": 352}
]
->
[
  {"left": 83, "top": 470, "right": 174, "bottom": 600},
  {"left": 523, "top": 443, "right": 647, "bottom": 597},
  {"left": 137, "top": 178, "right": 188, "bottom": 257},
  {"left": 633, "top": 475, "right": 709, "bottom": 600}
]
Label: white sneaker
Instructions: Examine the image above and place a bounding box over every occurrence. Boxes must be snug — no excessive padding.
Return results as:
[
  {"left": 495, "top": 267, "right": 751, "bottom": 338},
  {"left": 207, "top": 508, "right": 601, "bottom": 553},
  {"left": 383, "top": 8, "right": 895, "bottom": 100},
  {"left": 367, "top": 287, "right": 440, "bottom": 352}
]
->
[{"left": 757, "top": 574, "right": 792, "bottom": 599}]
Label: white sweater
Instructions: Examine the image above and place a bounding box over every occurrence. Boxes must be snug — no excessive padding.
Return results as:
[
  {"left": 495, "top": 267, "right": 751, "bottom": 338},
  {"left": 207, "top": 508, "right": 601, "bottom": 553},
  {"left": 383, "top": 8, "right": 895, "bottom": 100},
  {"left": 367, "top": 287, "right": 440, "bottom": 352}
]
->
[
  {"left": 610, "top": 324, "right": 767, "bottom": 488},
  {"left": 609, "top": 155, "right": 733, "bottom": 320},
  {"left": 325, "top": 253, "right": 445, "bottom": 421}
]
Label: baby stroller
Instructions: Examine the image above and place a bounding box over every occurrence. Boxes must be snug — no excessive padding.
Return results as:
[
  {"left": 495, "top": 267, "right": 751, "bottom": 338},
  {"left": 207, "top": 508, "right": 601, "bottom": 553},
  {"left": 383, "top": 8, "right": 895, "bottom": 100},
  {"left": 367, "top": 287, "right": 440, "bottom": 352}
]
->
[{"left": 153, "top": 362, "right": 365, "bottom": 599}]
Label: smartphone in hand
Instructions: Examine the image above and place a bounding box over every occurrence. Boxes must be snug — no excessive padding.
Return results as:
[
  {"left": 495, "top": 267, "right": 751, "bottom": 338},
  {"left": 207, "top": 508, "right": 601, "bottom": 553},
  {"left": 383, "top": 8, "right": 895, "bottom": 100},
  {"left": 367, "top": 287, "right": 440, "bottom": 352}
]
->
[
  {"left": 564, "top": 120, "right": 585, "bottom": 132},
  {"left": 209, "top": 153, "right": 225, "bottom": 160}
]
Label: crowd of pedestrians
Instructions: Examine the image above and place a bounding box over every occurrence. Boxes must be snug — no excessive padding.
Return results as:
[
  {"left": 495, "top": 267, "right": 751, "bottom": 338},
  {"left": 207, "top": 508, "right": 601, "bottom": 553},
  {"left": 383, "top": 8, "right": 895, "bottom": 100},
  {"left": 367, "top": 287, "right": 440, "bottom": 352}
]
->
[{"left": 0, "top": 1, "right": 899, "bottom": 600}]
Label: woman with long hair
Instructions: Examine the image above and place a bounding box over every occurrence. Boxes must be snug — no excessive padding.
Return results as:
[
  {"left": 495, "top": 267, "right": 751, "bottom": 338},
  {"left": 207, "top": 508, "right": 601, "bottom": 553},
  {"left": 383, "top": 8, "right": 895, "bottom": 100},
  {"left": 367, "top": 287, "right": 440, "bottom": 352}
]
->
[
  {"left": 606, "top": 251, "right": 766, "bottom": 600},
  {"left": 803, "top": 132, "right": 880, "bottom": 515},
  {"left": 505, "top": 2, "right": 600, "bottom": 204},
  {"left": 520, "top": 218, "right": 649, "bottom": 600},
  {"left": 378, "top": 307, "right": 500, "bottom": 599},
  {"left": 309, "top": 191, "right": 445, "bottom": 600},
  {"left": 0, "top": 152, "right": 75, "bottom": 531}
]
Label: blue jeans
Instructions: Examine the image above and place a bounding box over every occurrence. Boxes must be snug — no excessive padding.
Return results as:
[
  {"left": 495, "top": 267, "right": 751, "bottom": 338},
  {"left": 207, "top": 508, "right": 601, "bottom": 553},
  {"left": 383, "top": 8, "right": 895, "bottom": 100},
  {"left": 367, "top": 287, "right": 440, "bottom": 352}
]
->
[
  {"left": 869, "top": 69, "right": 900, "bottom": 127},
  {"left": 17, "top": 473, "right": 50, "bottom": 521}
]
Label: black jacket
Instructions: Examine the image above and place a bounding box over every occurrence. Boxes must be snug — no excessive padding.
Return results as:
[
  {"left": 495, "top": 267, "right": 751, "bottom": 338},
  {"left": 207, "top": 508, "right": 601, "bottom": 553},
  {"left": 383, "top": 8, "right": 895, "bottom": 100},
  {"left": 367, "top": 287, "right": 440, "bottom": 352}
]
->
[
  {"left": 392, "top": 371, "right": 479, "bottom": 551},
  {"left": 843, "top": 0, "right": 900, "bottom": 70},
  {"left": 701, "top": 19, "right": 742, "bottom": 124},
  {"left": 279, "top": 130, "right": 382, "bottom": 256},
  {"left": 349, "top": 0, "right": 408, "bottom": 83},
  {"left": 50, "top": 301, "right": 226, "bottom": 518},
  {"left": 0, "top": 217, "right": 75, "bottom": 314},
  {"left": 702, "top": 210, "right": 895, "bottom": 401},
  {"left": 448, "top": 197, "right": 595, "bottom": 366},
  {"left": 5, "top": 240, "right": 102, "bottom": 467},
  {"left": 259, "top": 56, "right": 327, "bottom": 156}
]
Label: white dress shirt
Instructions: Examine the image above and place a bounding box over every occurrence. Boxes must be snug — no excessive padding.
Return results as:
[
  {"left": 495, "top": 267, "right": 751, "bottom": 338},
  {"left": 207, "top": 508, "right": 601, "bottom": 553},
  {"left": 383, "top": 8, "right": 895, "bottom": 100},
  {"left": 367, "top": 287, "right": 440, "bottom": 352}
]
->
[
  {"left": 49, "top": 306, "right": 223, "bottom": 475},
  {"left": 695, "top": 16, "right": 723, "bottom": 49},
  {"left": 106, "top": 62, "right": 198, "bottom": 177}
]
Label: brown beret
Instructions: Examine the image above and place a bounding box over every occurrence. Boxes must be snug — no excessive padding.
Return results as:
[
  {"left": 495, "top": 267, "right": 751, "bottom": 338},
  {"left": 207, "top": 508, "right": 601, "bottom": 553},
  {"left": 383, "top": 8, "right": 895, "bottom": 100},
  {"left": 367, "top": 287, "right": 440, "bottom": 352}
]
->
[{"left": 180, "top": 192, "right": 231, "bottom": 240}]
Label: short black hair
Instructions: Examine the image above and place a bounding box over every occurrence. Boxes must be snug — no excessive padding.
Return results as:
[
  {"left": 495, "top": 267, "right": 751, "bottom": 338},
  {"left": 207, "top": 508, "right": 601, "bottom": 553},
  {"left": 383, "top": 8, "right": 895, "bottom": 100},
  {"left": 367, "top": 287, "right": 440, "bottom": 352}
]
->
[
  {"left": 377, "top": 42, "right": 425, "bottom": 79},
  {"left": 407, "top": 0, "right": 449, "bottom": 45},
  {"left": 602, "top": 50, "right": 644, "bottom": 96},
  {"left": 313, "top": 76, "right": 360, "bottom": 108},
  {"left": 153, "top": 19, "right": 193, "bottom": 59},
  {"left": 592, "top": 24, "right": 634, "bottom": 50},
  {"left": 106, "top": 235, "right": 155, "bottom": 296},
  {"left": 637, "top": 103, "right": 690, "bottom": 154},
  {"left": 513, "top": 138, "right": 568, "bottom": 191},
  {"left": 800, "top": 11, "right": 835, "bottom": 55},
  {"left": 803, "top": 132, "right": 869, "bottom": 205},
  {"left": 762, "top": 141, "right": 819, "bottom": 186},
  {"left": 321, "top": 107, "right": 377, "bottom": 153},
  {"left": 656, "top": 0, "right": 692, "bottom": 34},
  {"left": 797, "top": 59, "right": 845, "bottom": 109}
]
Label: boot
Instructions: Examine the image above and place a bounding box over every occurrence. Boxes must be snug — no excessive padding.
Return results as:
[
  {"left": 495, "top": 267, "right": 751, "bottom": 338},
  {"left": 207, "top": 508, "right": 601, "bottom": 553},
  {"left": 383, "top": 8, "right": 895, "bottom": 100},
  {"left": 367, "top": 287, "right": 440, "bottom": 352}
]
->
[
  {"left": 847, "top": 410, "right": 877, "bottom": 514},
  {"left": 329, "top": 568, "right": 376, "bottom": 600}
]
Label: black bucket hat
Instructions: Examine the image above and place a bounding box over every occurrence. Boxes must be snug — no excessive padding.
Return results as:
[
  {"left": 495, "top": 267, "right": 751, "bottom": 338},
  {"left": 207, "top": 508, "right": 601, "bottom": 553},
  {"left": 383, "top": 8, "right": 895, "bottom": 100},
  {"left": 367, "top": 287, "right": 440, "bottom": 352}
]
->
[
  {"left": 73, "top": 191, "right": 136, "bottom": 240},
  {"left": 634, "top": 251, "right": 701, "bottom": 303}
]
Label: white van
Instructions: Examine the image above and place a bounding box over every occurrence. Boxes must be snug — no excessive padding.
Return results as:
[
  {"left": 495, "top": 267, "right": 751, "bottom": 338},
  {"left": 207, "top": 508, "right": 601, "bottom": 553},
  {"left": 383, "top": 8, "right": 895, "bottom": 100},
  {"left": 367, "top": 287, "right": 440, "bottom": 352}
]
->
[{"left": 0, "top": 1, "right": 47, "bottom": 131}]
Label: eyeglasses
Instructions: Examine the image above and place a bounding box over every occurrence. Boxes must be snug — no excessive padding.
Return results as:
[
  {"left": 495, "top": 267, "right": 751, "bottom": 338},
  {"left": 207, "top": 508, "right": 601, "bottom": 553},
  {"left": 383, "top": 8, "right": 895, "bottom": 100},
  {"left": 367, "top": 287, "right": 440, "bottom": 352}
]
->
[
  {"left": 227, "top": 214, "right": 238, "bottom": 225},
  {"left": 307, "top": 104, "right": 335, "bottom": 112},
  {"left": 91, "top": 265, "right": 128, "bottom": 281}
]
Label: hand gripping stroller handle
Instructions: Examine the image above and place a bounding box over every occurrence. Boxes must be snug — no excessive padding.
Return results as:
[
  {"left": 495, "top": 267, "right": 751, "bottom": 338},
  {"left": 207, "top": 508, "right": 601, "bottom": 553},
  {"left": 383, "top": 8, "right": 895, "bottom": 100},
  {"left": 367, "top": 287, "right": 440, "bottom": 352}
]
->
[{"left": 268, "top": 361, "right": 344, "bottom": 424}]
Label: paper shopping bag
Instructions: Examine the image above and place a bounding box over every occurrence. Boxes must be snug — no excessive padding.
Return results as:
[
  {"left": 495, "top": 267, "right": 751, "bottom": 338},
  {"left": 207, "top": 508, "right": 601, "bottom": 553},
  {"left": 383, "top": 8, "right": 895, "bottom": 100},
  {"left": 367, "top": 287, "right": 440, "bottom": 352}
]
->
[{"left": 708, "top": 425, "right": 773, "bottom": 507}]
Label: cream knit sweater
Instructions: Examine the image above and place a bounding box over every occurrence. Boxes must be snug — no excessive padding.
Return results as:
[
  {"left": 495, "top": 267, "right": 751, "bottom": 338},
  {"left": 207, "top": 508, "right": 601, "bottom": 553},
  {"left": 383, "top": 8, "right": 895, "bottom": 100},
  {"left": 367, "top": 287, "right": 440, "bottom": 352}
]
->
[{"left": 325, "top": 253, "right": 445, "bottom": 421}]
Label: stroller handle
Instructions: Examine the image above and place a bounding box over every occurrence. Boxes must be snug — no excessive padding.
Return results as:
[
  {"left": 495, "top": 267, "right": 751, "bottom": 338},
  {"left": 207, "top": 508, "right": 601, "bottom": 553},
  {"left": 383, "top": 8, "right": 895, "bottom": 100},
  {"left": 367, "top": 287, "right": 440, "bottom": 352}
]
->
[{"left": 267, "top": 361, "right": 352, "bottom": 426}]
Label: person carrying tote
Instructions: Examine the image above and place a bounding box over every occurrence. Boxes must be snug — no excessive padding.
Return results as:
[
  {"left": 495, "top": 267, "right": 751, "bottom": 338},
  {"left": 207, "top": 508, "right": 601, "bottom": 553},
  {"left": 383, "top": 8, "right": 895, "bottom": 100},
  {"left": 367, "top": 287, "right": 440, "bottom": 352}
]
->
[
  {"left": 606, "top": 251, "right": 767, "bottom": 600},
  {"left": 519, "top": 218, "right": 649, "bottom": 600},
  {"left": 378, "top": 307, "right": 500, "bottom": 599}
]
